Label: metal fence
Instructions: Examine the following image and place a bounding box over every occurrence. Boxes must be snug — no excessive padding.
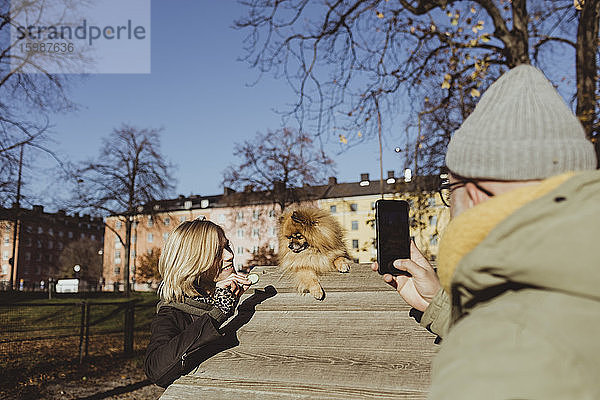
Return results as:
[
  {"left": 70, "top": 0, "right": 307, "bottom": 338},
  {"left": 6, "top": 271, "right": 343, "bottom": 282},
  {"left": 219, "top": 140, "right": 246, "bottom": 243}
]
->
[{"left": 0, "top": 300, "right": 156, "bottom": 373}]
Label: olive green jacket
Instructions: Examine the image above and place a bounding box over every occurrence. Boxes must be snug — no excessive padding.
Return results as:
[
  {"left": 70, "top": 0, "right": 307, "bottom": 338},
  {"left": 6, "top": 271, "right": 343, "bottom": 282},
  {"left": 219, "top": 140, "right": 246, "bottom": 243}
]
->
[{"left": 424, "top": 171, "right": 600, "bottom": 399}]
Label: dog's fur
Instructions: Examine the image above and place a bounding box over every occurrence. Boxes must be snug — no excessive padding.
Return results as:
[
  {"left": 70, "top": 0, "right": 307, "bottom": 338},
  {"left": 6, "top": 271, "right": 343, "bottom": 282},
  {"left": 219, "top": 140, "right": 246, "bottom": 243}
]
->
[{"left": 278, "top": 206, "right": 352, "bottom": 300}]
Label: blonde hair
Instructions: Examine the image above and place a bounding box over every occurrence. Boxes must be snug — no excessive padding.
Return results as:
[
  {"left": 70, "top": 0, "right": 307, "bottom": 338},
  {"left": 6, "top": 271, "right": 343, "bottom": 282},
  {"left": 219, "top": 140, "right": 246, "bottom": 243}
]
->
[{"left": 158, "top": 220, "right": 227, "bottom": 303}]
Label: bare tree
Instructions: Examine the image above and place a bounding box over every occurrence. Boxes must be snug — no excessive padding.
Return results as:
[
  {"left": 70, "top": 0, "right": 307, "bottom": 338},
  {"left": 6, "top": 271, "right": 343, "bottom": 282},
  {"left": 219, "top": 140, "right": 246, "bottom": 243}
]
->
[
  {"left": 136, "top": 247, "right": 161, "bottom": 283},
  {"left": 236, "top": 0, "right": 599, "bottom": 173},
  {"left": 57, "top": 237, "right": 103, "bottom": 280},
  {"left": 0, "top": 0, "right": 93, "bottom": 205},
  {"left": 223, "top": 127, "right": 335, "bottom": 211},
  {"left": 74, "top": 125, "right": 175, "bottom": 296}
]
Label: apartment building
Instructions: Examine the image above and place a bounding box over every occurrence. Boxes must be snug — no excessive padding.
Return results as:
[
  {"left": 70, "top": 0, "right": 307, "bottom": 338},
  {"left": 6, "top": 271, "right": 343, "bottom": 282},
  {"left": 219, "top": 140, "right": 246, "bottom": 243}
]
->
[
  {"left": 102, "top": 172, "right": 448, "bottom": 290},
  {"left": 0, "top": 205, "right": 104, "bottom": 290}
]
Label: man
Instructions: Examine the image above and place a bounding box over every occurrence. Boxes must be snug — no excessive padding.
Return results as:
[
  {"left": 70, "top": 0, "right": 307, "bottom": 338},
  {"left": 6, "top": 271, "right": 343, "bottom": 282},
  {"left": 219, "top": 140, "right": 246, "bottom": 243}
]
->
[{"left": 374, "top": 64, "right": 600, "bottom": 398}]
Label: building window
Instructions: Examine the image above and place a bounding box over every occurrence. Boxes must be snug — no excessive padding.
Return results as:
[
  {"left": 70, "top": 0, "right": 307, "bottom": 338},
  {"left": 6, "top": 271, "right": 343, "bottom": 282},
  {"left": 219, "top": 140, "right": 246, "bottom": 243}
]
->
[
  {"left": 147, "top": 233, "right": 153, "bottom": 243},
  {"left": 252, "top": 228, "right": 259, "bottom": 238},
  {"left": 36, "top": 253, "right": 42, "bottom": 261},
  {"left": 48, "top": 228, "right": 53, "bottom": 236},
  {"left": 114, "top": 266, "right": 120, "bottom": 274},
  {"left": 237, "top": 246, "right": 244, "bottom": 255},
  {"left": 115, "top": 221, "right": 122, "bottom": 229},
  {"left": 24, "top": 252, "right": 31, "bottom": 261},
  {"left": 115, "top": 239, "right": 122, "bottom": 249},
  {"left": 26, "top": 225, "right": 32, "bottom": 233},
  {"left": 428, "top": 197, "right": 437, "bottom": 207},
  {"left": 48, "top": 241, "right": 53, "bottom": 249},
  {"left": 48, "top": 254, "right": 53, "bottom": 262},
  {"left": 268, "top": 210, "right": 276, "bottom": 218},
  {"left": 37, "top": 226, "right": 43, "bottom": 234},
  {"left": 147, "top": 216, "right": 153, "bottom": 227},
  {"left": 429, "top": 215, "right": 437, "bottom": 227},
  {"left": 4, "top": 224, "right": 10, "bottom": 232},
  {"left": 330, "top": 205, "right": 336, "bottom": 214},
  {"left": 184, "top": 200, "right": 192, "bottom": 209},
  {"left": 90, "top": 234, "right": 96, "bottom": 241},
  {"left": 163, "top": 232, "right": 169, "bottom": 241},
  {"left": 270, "top": 227, "right": 276, "bottom": 237},
  {"left": 252, "top": 245, "right": 259, "bottom": 254},
  {"left": 371, "top": 202, "right": 376, "bottom": 210},
  {"left": 132, "top": 235, "right": 137, "bottom": 243},
  {"left": 351, "top": 221, "right": 359, "bottom": 230},
  {"left": 253, "top": 210, "right": 259, "bottom": 221},
  {"left": 237, "top": 229, "right": 244, "bottom": 239},
  {"left": 2, "top": 251, "right": 8, "bottom": 260},
  {"left": 179, "top": 216, "right": 186, "bottom": 223},
  {"left": 218, "top": 214, "right": 226, "bottom": 223},
  {"left": 350, "top": 203, "right": 358, "bottom": 212},
  {"left": 3, "top": 236, "right": 9, "bottom": 246},
  {"left": 80, "top": 233, "right": 85, "bottom": 239},
  {"left": 37, "top": 240, "right": 42, "bottom": 248},
  {"left": 1, "top": 264, "right": 8, "bottom": 275},
  {"left": 26, "top": 238, "right": 32, "bottom": 247},
  {"left": 269, "top": 242, "right": 275, "bottom": 250},
  {"left": 236, "top": 211, "right": 244, "bottom": 222},
  {"left": 68, "top": 231, "right": 73, "bottom": 239},
  {"left": 131, "top": 249, "right": 136, "bottom": 257},
  {"left": 164, "top": 217, "right": 171, "bottom": 226},
  {"left": 57, "top": 242, "right": 63, "bottom": 250},
  {"left": 58, "top": 231, "right": 63, "bottom": 238},
  {"left": 352, "top": 239, "right": 359, "bottom": 249}
]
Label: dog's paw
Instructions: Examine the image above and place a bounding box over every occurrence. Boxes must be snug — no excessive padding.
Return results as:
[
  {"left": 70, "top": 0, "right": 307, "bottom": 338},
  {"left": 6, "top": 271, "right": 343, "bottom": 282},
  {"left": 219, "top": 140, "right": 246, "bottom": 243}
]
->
[
  {"left": 333, "top": 257, "right": 351, "bottom": 273},
  {"left": 309, "top": 284, "right": 325, "bottom": 301},
  {"left": 337, "top": 262, "right": 350, "bottom": 273}
]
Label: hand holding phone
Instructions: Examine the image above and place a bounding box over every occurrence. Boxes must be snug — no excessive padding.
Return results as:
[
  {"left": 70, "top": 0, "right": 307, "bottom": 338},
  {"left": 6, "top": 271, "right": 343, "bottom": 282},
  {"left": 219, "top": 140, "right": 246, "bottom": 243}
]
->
[{"left": 375, "top": 200, "right": 411, "bottom": 276}]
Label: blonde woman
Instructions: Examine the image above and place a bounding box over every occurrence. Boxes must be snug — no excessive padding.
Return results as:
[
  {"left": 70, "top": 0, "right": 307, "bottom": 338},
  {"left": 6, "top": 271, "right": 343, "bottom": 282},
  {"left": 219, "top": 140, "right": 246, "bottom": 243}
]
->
[{"left": 144, "top": 219, "right": 250, "bottom": 388}]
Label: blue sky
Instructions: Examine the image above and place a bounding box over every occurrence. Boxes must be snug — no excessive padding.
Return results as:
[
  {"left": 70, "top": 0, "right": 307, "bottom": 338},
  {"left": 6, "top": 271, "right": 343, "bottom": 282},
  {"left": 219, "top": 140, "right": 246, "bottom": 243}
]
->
[{"left": 33, "top": 0, "right": 403, "bottom": 207}]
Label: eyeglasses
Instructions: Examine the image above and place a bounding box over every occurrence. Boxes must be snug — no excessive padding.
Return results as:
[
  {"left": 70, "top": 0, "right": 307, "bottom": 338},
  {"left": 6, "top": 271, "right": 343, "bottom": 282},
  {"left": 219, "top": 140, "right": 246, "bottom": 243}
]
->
[{"left": 438, "top": 179, "right": 495, "bottom": 207}]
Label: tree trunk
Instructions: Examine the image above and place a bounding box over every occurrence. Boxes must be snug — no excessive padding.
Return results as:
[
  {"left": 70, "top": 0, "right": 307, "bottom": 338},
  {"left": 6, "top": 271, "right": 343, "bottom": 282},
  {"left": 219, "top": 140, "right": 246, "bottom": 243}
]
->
[
  {"left": 124, "top": 218, "right": 132, "bottom": 296},
  {"left": 576, "top": 0, "right": 600, "bottom": 167}
]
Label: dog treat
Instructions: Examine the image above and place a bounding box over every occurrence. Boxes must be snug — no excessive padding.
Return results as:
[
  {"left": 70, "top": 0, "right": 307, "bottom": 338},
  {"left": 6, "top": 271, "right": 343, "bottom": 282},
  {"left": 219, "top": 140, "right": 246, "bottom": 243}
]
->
[{"left": 247, "top": 273, "right": 259, "bottom": 285}]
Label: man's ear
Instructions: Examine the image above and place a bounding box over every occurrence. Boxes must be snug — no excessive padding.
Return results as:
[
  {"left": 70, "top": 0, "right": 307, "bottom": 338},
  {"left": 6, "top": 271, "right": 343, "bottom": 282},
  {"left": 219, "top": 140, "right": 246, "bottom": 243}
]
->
[{"left": 465, "top": 182, "right": 491, "bottom": 206}]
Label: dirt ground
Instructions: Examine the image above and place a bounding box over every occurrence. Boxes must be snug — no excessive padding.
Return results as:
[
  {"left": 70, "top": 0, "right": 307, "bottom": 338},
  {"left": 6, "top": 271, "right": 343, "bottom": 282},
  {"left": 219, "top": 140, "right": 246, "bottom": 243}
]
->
[
  {"left": 1, "top": 333, "right": 165, "bottom": 400},
  {"left": 3, "top": 352, "right": 165, "bottom": 400}
]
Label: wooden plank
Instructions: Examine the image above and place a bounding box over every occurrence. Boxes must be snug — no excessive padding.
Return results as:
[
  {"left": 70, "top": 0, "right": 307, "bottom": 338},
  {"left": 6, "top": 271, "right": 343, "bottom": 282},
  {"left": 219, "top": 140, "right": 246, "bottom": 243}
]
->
[
  {"left": 237, "top": 290, "right": 414, "bottom": 312},
  {"left": 161, "top": 376, "right": 427, "bottom": 400},
  {"left": 159, "top": 264, "right": 438, "bottom": 399},
  {"left": 247, "top": 263, "right": 395, "bottom": 293}
]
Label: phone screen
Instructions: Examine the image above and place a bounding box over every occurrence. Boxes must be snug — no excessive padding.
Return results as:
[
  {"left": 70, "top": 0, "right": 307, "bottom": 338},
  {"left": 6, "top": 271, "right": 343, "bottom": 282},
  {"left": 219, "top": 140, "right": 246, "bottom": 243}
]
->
[{"left": 376, "top": 200, "right": 410, "bottom": 276}]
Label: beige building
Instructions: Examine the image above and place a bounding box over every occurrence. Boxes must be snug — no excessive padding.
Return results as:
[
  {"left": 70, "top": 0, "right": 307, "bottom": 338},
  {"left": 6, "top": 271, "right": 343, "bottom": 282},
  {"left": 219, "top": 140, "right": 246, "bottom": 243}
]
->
[{"left": 102, "top": 172, "right": 448, "bottom": 290}]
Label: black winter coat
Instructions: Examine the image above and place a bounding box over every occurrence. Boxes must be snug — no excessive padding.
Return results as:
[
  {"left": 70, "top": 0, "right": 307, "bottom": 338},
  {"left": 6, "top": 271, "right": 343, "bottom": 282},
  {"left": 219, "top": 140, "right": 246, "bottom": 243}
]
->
[{"left": 144, "top": 298, "right": 228, "bottom": 388}]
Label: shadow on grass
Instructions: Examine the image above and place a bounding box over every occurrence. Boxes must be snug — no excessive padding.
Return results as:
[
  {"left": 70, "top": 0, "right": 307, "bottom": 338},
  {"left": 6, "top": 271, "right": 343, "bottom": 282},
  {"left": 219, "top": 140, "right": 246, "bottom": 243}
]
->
[{"left": 75, "top": 379, "right": 153, "bottom": 400}]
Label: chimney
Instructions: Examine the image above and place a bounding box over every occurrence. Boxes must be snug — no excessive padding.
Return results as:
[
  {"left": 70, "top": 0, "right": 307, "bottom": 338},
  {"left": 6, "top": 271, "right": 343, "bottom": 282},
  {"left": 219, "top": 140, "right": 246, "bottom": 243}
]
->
[
  {"left": 359, "top": 173, "right": 370, "bottom": 187},
  {"left": 386, "top": 170, "right": 396, "bottom": 184},
  {"left": 32, "top": 205, "right": 44, "bottom": 213},
  {"left": 328, "top": 176, "right": 337, "bottom": 185},
  {"left": 224, "top": 187, "right": 235, "bottom": 196}
]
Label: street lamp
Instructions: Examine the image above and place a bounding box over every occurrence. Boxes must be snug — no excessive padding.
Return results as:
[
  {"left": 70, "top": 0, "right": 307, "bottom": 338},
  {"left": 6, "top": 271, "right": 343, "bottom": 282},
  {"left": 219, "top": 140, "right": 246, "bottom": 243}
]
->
[{"left": 74, "top": 264, "right": 81, "bottom": 279}]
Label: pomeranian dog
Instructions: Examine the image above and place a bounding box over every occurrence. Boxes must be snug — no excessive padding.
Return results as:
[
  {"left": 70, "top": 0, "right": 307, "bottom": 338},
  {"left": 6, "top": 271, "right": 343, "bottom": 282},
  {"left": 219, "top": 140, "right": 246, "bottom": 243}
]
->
[{"left": 278, "top": 207, "right": 352, "bottom": 300}]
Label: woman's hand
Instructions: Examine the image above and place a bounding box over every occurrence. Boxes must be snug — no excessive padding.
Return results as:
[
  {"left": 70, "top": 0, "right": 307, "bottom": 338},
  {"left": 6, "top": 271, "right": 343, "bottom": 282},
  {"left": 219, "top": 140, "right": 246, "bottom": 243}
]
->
[{"left": 215, "top": 273, "right": 251, "bottom": 298}]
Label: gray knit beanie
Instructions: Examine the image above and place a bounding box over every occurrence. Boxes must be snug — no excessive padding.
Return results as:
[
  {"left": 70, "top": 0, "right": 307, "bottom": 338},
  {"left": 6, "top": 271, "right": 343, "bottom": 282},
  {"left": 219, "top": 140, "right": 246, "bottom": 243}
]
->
[{"left": 445, "top": 64, "right": 597, "bottom": 180}]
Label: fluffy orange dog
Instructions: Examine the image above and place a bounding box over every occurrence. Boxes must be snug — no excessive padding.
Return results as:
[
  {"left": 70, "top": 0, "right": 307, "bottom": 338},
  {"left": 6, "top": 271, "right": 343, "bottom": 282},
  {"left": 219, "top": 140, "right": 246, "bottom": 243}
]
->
[{"left": 278, "top": 207, "right": 352, "bottom": 300}]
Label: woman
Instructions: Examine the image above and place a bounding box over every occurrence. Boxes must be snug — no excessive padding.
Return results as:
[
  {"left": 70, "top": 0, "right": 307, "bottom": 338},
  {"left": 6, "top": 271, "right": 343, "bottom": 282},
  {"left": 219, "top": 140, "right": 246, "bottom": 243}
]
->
[{"left": 144, "top": 219, "right": 250, "bottom": 388}]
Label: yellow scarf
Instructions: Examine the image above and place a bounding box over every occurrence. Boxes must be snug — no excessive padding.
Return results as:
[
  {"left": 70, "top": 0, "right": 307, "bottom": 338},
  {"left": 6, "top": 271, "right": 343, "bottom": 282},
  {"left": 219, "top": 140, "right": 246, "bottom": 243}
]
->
[{"left": 437, "top": 172, "right": 575, "bottom": 292}]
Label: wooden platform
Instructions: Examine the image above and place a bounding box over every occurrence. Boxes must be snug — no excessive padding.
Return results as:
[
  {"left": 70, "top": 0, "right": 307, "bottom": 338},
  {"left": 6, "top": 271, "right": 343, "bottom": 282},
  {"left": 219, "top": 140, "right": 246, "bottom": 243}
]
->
[{"left": 159, "top": 264, "right": 438, "bottom": 399}]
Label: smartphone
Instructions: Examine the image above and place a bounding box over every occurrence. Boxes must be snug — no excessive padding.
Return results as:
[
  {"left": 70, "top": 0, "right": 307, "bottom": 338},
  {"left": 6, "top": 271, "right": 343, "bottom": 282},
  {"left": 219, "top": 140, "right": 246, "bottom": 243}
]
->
[{"left": 375, "top": 199, "right": 411, "bottom": 276}]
